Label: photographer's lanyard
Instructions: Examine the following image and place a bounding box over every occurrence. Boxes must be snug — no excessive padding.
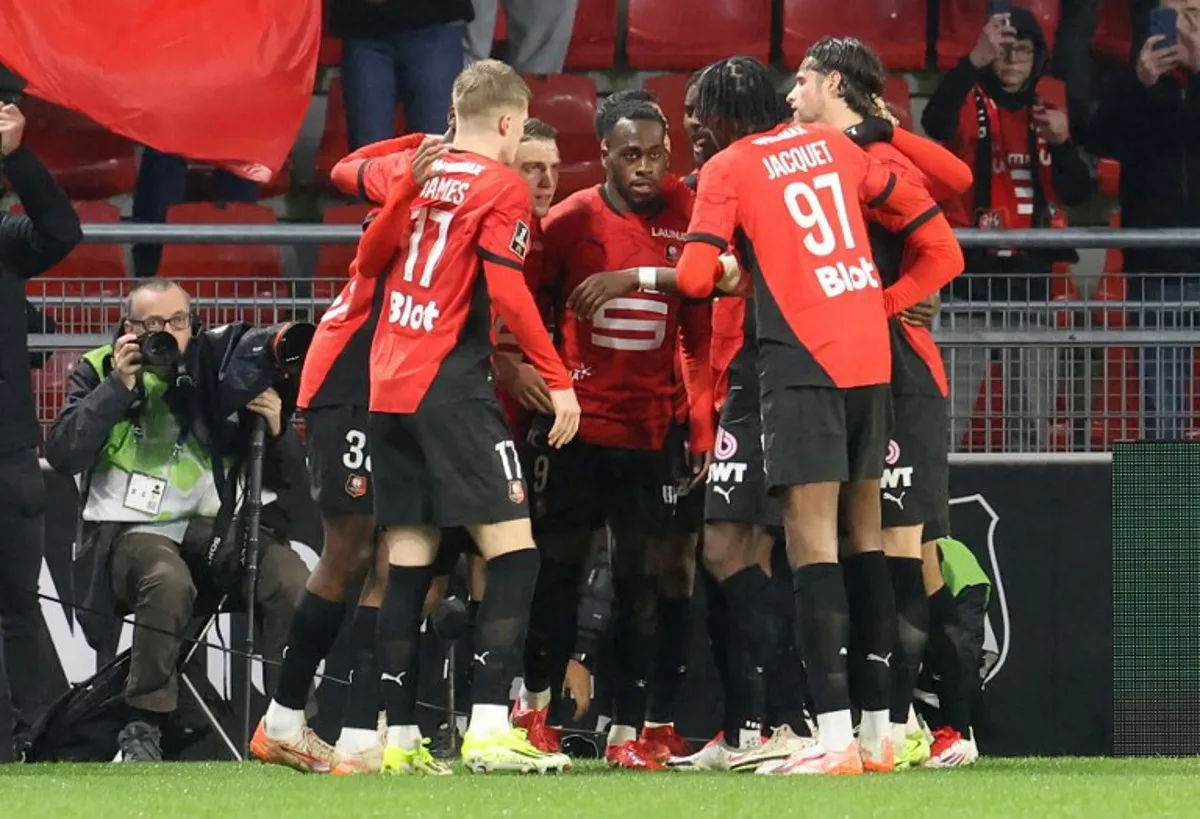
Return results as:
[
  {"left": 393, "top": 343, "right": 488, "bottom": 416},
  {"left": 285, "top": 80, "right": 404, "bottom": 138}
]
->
[
  {"left": 132, "top": 420, "right": 190, "bottom": 462},
  {"left": 123, "top": 421, "right": 190, "bottom": 517}
]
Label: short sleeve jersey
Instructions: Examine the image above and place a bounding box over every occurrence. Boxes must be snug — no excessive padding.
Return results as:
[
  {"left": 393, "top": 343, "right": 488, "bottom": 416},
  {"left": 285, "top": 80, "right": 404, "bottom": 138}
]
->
[
  {"left": 369, "top": 150, "right": 534, "bottom": 414},
  {"left": 540, "top": 186, "right": 693, "bottom": 450},
  {"left": 686, "top": 122, "right": 936, "bottom": 391}
]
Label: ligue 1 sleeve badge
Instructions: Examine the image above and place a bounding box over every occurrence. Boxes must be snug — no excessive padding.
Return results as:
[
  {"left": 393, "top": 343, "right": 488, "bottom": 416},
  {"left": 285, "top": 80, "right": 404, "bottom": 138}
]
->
[
  {"left": 345, "top": 473, "right": 369, "bottom": 499},
  {"left": 508, "top": 479, "right": 526, "bottom": 504}
]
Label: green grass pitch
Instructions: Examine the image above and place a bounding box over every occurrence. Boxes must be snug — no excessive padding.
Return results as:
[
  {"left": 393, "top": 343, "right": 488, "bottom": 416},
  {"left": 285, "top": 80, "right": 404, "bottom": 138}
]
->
[{"left": 4, "top": 758, "right": 1200, "bottom": 818}]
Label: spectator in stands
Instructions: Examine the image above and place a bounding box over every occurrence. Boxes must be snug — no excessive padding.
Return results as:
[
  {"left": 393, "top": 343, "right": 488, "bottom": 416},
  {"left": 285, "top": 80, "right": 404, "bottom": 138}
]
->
[
  {"left": 332, "top": 0, "right": 471, "bottom": 148},
  {"left": 1089, "top": 0, "right": 1200, "bottom": 440},
  {"left": 44, "top": 279, "right": 309, "bottom": 762},
  {"left": 464, "top": 1, "right": 579, "bottom": 73},
  {"left": 0, "top": 102, "right": 81, "bottom": 757},
  {"left": 922, "top": 6, "right": 1094, "bottom": 450},
  {"left": 131, "top": 151, "right": 258, "bottom": 278},
  {"left": 1053, "top": 0, "right": 1102, "bottom": 138}
]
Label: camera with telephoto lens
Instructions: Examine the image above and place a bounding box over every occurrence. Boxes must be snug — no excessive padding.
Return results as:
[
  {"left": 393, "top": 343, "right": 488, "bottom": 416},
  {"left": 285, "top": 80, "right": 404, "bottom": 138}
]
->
[
  {"left": 217, "top": 321, "right": 316, "bottom": 418},
  {"left": 138, "top": 330, "right": 182, "bottom": 377}
]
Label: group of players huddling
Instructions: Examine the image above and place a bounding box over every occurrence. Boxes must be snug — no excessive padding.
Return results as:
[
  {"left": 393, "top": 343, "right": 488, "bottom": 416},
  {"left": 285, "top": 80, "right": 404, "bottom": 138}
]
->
[{"left": 249, "top": 36, "right": 982, "bottom": 777}]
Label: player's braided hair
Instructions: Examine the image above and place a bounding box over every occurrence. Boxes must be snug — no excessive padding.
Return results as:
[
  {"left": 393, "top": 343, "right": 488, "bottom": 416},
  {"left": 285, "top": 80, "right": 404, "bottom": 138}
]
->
[
  {"left": 803, "top": 36, "right": 887, "bottom": 121},
  {"left": 694, "top": 56, "right": 783, "bottom": 141}
]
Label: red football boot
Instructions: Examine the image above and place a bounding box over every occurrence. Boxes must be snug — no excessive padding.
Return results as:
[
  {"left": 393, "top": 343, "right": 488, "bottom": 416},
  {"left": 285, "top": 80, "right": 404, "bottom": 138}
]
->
[{"left": 640, "top": 724, "right": 690, "bottom": 764}]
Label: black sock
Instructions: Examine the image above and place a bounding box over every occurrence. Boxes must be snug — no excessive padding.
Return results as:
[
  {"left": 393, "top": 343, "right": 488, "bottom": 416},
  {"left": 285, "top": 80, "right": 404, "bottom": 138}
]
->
[
  {"left": 792, "top": 562, "right": 851, "bottom": 715},
  {"left": 887, "top": 556, "right": 929, "bottom": 725},
  {"left": 719, "top": 566, "right": 777, "bottom": 733},
  {"left": 842, "top": 551, "right": 897, "bottom": 714},
  {"left": 343, "top": 605, "right": 381, "bottom": 730},
  {"left": 458, "top": 600, "right": 482, "bottom": 710},
  {"left": 612, "top": 574, "right": 656, "bottom": 728},
  {"left": 927, "top": 585, "right": 971, "bottom": 734},
  {"left": 273, "top": 591, "right": 348, "bottom": 709},
  {"left": 377, "top": 565, "right": 433, "bottom": 725},
  {"left": 764, "top": 554, "right": 811, "bottom": 734},
  {"left": 473, "top": 549, "right": 540, "bottom": 706},
  {"left": 524, "top": 559, "right": 581, "bottom": 694},
  {"left": 646, "top": 594, "right": 692, "bottom": 724},
  {"left": 705, "top": 571, "right": 760, "bottom": 741}
]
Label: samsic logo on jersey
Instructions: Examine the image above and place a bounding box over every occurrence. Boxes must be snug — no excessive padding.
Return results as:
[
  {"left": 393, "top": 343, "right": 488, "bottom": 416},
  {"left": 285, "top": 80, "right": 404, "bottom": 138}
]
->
[{"left": 388, "top": 291, "right": 441, "bottom": 332}]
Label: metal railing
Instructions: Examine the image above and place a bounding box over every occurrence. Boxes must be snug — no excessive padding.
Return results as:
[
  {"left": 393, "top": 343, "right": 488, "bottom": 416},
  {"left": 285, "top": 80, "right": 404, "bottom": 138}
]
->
[{"left": 23, "top": 224, "right": 1200, "bottom": 453}]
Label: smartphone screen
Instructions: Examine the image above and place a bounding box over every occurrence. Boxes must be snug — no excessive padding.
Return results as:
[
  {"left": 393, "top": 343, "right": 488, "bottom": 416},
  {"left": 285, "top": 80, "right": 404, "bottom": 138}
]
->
[
  {"left": 1149, "top": 6, "right": 1178, "bottom": 49},
  {"left": 987, "top": 0, "right": 1013, "bottom": 19},
  {"left": 1035, "top": 77, "right": 1068, "bottom": 111}
]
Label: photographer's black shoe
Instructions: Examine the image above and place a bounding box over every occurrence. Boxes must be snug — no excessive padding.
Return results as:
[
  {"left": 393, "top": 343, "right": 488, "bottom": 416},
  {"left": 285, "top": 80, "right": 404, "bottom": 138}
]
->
[{"left": 117, "top": 721, "right": 163, "bottom": 762}]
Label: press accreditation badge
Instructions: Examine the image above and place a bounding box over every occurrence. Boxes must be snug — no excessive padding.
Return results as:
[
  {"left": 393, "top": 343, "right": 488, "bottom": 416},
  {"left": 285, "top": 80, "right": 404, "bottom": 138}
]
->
[{"left": 124, "top": 473, "right": 167, "bottom": 516}]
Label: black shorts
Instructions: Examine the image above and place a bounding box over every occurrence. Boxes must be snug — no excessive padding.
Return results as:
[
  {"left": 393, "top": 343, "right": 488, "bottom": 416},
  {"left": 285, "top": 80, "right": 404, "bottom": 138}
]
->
[
  {"left": 667, "top": 422, "right": 705, "bottom": 536},
  {"left": 882, "top": 394, "right": 951, "bottom": 539},
  {"left": 368, "top": 397, "right": 529, "bottom": 528},
  {"left": 527, "top": 420, "right": 676, "bottom": 538},
  {"left": 303, "top": 404, "right": 374, "bottom": 516},
  {"left": 761, "top": 384, "right": 893, "bottom": 492},
  {"left": 704, "top": 401, "right": 781, "bottom": 530}
]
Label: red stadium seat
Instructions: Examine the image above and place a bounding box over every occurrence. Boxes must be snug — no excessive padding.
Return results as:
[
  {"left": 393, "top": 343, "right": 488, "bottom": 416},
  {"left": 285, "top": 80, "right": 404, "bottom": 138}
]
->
[
  {"left": 565, "top": 0, "right": 618, "bottom": 70},
  {"left": 964, "top": 361, "right": 1006, "bottom": 452},
  {"left": 782, "top": 0, "right": 929, "bottom": 71},
  {"left": 158, "top": 203, "right": 286, "bottom": 325},
  {"left": 626, "top": 0, "right": 771, "bottom": 70},
  {"left": 315, "top": 203, "right": 373, "bottom": 300},
  {"left": 319, "top": 35, "right": 342, "bottom": 67},
  {"left": 316, "top": 77, "right": 407, "bottom": 193},
  {"left": 644, "top": 74, "right": 697, "bottom": 175},
  {"left": 882, "top": 77, "right": 915, "bottom": 132},
  {"left": 33, "top": 350, "right": 89, "bottom": 434},
  {"left": 16, "top": 202, "right": 126, "bottom": 334},
  {"left": 937, "top": 0, "right": 1060, "bottom": 68},
  {"left": 1093, "top": 0, "right": 1133, "bottom": 63},
  {"left": 21, "top": 98, "right": 136, "bottom": 199},
  {"left": 525, "top": 75, "right": 603, "bottom": 201}
]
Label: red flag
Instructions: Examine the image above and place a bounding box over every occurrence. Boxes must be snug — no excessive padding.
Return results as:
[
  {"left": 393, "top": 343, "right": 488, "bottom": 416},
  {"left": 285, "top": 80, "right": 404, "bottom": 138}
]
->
[{"left": 0, "top": 1, "right": 321, "bottom": 182}]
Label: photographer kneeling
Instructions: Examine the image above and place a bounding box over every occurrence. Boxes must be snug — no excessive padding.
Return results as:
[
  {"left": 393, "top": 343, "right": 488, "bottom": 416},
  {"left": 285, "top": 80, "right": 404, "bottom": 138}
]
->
[{"left": 45, "top": 278, "right": 309, "bottom": 762}]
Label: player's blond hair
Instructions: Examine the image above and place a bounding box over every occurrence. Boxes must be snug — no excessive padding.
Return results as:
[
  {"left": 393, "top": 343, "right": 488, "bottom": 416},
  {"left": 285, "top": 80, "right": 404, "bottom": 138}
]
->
[{"left": 452, "top": 60, "right": 532, "bottom": 124}]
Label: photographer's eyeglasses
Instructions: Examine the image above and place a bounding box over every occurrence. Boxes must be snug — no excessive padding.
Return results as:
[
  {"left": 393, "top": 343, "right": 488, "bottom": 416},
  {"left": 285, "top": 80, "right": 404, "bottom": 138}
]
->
[{"left": 127, "top": 312, "right": 192, "bottom": 333}]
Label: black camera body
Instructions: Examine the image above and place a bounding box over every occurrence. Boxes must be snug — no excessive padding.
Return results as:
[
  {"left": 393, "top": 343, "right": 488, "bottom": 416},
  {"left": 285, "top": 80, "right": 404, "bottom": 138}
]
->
[{"left": 138, "top": 330, "right": 182, "bottom": 377}]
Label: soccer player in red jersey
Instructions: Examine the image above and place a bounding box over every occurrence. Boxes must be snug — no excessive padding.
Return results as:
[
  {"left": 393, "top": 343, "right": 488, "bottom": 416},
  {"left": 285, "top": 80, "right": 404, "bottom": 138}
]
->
[
  {"left": 788, "top": 36, "right": 973, "bottom": 768},
  {"left": 518, "top": 99, "right": 713, "bottom": 769},
  {"left": 253, "top": 134, "right": 446, "bottom": 775},
  {"left": 366, "top": 60, "right": 579, "bottom": 775},
  {"left": 493, "top": 118, "right": 563, "bottom": 443},
  {"left": 673, "top": 56, "right": 962, "bottom": 775}
]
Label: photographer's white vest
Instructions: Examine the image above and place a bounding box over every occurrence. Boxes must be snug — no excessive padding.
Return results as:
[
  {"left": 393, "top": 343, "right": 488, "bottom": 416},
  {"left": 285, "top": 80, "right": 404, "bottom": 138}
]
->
[{"left": 78, "top": 344, "right": 273, "bottom": 541}]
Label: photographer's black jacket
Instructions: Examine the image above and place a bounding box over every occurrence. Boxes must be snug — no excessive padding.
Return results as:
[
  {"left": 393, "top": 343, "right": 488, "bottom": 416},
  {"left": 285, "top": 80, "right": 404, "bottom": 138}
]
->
[
  {"left": 45, "top": 325, "right": 309, "bottom": 654},
  {"left": 0, "top": 146, "right": 82, "bottom": 454}
]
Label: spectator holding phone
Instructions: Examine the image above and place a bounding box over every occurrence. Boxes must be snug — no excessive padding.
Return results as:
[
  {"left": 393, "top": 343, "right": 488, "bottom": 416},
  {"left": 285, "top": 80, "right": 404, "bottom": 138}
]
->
[
  {"left": 922, "top": 5, "right": 1094, "bottom": 450},
  {"left": 1088, "top": 0, "right": 1200, "bottom": 440}
]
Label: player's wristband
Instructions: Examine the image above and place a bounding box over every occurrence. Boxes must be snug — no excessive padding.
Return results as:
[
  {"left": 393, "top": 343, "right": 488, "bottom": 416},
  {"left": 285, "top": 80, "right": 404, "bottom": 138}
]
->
[{"left": 637, "top": 267, "right": 657, "bottom": 291}]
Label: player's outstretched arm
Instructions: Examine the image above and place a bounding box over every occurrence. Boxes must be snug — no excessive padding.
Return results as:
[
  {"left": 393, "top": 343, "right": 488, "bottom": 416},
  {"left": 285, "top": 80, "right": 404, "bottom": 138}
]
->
[
  {"left": 566, "top": 256, "right": 742, "bottom": 320},
  {"left": 890, "top": 128, "right": 973, "bottom": 200},
  {"left": 884, "top": 212, "right": 963, "bottom": 316},
  {"left": 678, "top": 301, "right": 716, "bottom": 486},
  {"left": 330, "top": 133, "right": 429, "bottom": 203}
]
